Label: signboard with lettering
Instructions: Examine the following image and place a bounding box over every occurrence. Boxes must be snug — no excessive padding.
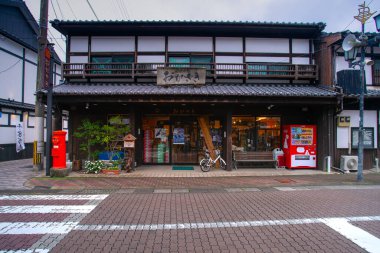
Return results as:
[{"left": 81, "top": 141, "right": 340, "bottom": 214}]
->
[
  {"left": 157, "top": 67, "right": 206, "bottom": 86},
  {"left": 43, "top": 47, "right": 51, "bottom": 89}
]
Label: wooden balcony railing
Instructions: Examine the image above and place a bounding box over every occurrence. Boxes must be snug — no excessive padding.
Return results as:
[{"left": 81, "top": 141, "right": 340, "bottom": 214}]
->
[{"left": 62, "top": 62, "right": 318, "bottom": 81}]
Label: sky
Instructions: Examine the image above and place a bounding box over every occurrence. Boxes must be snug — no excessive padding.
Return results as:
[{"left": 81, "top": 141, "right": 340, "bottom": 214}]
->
[{"left": 23, "top": 0, "right": 380, "bottom": 60}]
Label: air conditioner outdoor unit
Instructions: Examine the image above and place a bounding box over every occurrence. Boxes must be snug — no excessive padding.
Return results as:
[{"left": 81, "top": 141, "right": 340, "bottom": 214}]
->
[{"left": 340, "top": 156, "right": 358, "bottom": 172}]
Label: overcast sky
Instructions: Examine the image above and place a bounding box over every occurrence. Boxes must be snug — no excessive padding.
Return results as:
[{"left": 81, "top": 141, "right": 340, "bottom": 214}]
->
[{"left": 24, "top": 0, "right": 380, "bottom": 60}]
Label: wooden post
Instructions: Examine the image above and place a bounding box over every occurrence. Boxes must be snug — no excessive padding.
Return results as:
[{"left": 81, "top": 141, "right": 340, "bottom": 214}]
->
[
  {"left": 225, "top": 109, "right": 233, "bottom": 171},
  {"left": 198, "top": 116, "right": 218, "bottom": 166}
]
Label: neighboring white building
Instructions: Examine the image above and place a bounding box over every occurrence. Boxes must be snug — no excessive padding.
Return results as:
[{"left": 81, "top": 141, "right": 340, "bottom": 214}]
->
[
  {"left": 0, "top": 0, "right": 62, "bottom": 161},
  {"left": 319, "top": 32, "right": 380, "bottom": 169}
]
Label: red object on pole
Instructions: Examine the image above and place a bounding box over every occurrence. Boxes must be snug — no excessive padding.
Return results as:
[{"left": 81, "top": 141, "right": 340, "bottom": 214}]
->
[{"left": 51, "top": 131, "right": 67, "bottom": 169}]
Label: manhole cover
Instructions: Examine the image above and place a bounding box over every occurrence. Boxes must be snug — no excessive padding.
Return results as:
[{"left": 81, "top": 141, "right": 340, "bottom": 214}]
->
[{"left": 21, "top": 165, "right": 33, "bottom": 168}]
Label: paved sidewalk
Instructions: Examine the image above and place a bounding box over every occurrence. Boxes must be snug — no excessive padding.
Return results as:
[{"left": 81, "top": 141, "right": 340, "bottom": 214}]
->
[
  {"left": 0, "top": 158, "right": 38, "bottom": 190},
  {"left": 1, "top": 158, "right": 380, "bottom": 191}
]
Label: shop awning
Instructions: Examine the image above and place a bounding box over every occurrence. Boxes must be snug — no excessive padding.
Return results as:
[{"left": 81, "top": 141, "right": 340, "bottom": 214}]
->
[{"left": 52, "top": 83, "right": 338, "bottom": 98}]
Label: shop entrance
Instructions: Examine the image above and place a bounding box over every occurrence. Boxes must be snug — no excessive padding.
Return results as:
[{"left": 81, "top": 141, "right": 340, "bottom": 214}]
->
[
  {"left": 171, "top": 117, "right": 199, "bottom": 164},
  {"left": 142, "top": 115, "right": 200, "bottom": 164}
]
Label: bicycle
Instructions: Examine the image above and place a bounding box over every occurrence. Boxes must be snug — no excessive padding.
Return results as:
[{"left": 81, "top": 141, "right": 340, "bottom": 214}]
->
[{"left": 199, "top": 149, "right": 226, "bottom": 172}]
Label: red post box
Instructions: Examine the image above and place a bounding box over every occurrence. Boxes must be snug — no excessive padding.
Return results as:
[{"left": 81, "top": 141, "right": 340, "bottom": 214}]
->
[{"left": 52, "top": 130, "right": 67, "bottom": 169}]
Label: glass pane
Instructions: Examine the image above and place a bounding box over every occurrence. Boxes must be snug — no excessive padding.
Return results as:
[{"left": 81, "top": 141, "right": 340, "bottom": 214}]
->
[
  {"left": 142, "top": 116, "right": 170, "bottom": 164},
  {"left": 112, "top": 56, "right": 134, "bottom": 63},
  {"left": 172, "top": 118, "right": 198, "bottom": 164},
  {"left": 91, "top": 57, "right": 112, "bottom": 74},
  {"left": 248, "top": 64, "right": 267, "bottom": 75},
  {"left": 232, "top": 117, "right": 256, "bottom": 151},
  {"left": 256, "top": 117, "right": 281, "bottom": 151},
  {"left": 169, "top": 57, "right": 190, "bottom": 68}
]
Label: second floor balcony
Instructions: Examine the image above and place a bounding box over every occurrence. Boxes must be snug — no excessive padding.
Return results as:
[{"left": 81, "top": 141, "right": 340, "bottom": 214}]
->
[{"left": 62, "top": 62, "right": 318, "bottom": 82}]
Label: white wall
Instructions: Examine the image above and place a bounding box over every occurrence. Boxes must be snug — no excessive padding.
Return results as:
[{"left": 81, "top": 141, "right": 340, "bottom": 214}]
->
[
  {"left": 24, "top": 62, "right": 37, "bottom": 104},
  {"left": 137, "top": 55, "right": 165, "bottom": 63},
  {"left": 25, "top": 48, "right": 37, "bottom": 64},
  {"left": 0, "top": 50, "right": 22, "bottom": 101},
  {"left": 292, "top": 57, "right": 310, "bottom": 64},
  {"left": 69, "top": 56, "right": 88, "bottom": 64},
  {"left": 70, "top": 37, "right": 88, "bottom": 52},
  {"left": 138, "top": 37, "right": 165, "bottom": 52},
  {"left": 246, "top": 38, "right": 289, "bottom": 53},
  {"left": 0, "top": 37, "right": 23, "bottom": 56},
  {"left": 215, "top": 56, "right": 243, "bottom": 63},
  {"left": 337, "top": 110, "right": 377, "bottom": 149},
  {"left": 168, "top": 37, "right": 212, "bottom": 52},
  {"left": 91, "top": 36, "right": 134, "bottom": 52},
  {"left": 292, "top": 39, "right": 309, "bottom": 54},
  {"left": 215, "top": 37, "right": 242, "bottom": 52},
  {"left": 246, "top": 56, "right": 289, "bottom": 63}
]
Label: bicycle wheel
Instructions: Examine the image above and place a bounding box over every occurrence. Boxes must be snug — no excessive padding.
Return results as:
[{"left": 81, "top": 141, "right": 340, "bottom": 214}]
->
[
  {"left": 219, "top": 158, "right": 226, "bottom": 170},
  {"left": 200, "top": 159, "right": 211, "bottom": 172}
]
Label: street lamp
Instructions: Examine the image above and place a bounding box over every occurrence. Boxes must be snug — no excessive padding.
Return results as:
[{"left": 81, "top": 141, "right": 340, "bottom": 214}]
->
[
  {"left": 342, "top": 2, "right": 376, "bottom": 182},
  {"left": 374, "top": 14, "right": 380, "bottom": 32}
]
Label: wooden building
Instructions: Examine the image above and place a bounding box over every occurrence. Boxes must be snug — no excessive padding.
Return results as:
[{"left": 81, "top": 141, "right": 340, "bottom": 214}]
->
[
  {"left": 0, "top": 0, "right": 62, "bottom": 161},
  {"left": 316, "top": 32, "right": 380, "bottom": 170},
  {"left": 51, "top": 20, "right": 339, "bottom": 170}
]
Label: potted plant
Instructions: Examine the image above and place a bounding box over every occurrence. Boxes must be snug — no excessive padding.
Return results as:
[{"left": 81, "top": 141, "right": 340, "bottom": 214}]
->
[
  {"left": 99, "top": 116, "right": 130, "bottom": 165},
  {"left": 73, "top": 119, "right": 102, "bottom": 164},
  {"left": 101, "top": 159, "right": 121, "bottom": 175}
]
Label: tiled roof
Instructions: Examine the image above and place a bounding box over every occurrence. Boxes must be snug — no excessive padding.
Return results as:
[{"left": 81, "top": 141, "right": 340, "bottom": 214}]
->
[
  {"left": 0, "top": 99, "right": 34, "bottom": 110},
  {"left": 52, "top": 19, "right": 325, "bottom": 28},
  {"left": 53, "top": 83, "right": 337, "bottom": 97}
]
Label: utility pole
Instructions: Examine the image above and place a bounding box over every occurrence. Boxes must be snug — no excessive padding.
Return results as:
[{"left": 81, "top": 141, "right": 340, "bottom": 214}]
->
[{"left": 33, "top": 0, "right": 49, "bottom": 171}]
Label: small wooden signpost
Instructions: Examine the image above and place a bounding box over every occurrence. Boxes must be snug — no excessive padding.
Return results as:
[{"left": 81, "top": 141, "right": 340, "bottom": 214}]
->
[{"left": 123, "top": 133, "right": 137, "bottom": 172}]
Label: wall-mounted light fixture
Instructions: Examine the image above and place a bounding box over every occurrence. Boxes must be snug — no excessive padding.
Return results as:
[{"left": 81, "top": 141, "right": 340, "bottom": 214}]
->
[{"left": 85, "top": 103, "right": 89, "bottom": 110}]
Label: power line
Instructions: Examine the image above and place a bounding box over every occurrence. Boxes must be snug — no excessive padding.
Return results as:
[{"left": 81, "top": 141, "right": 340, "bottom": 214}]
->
[
  {"left": 48, "top": 30, "right": 66, "bottom": 55},
  {"left": 50, "top": 0, "right": 59, "bottom": 19},
  {"left": 120, "top": 0, "right": 131, "bottom": 19},
  {"left": 65, "top": 0, "right": 78, "bottom": 19},
  {"left": 55, "top": 0, "right": 65, "bottom": 20},
  {"left": 86, "top": 0, "right": 99, "bottom": 21},
  {"left": 0, "top": 59, "right": 21, "bottom": 74}
]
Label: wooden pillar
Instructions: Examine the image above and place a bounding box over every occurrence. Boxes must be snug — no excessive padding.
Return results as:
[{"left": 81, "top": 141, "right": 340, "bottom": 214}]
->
[
  {"left": 225, "top": 109, "right": 233, "bottom": 171},
  {"left": 53, "top": 107, "right": 62, "bottom": 131}
]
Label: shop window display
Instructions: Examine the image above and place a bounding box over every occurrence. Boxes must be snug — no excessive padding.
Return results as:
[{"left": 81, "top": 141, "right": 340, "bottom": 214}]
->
[
  {"left": 143, "top": 116, "right": 170, "bottom": 164},
  {"left": 232, "top": 116, "right": 280, "bottom": 152}
]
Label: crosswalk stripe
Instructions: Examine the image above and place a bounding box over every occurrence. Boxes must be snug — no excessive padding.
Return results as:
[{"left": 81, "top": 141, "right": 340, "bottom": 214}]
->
[
  {"left": 0, "top": 205, "right": 97, "bottom": 213},
  {"left": 323, "top": 218, "right": 380, "bottom": 253},
  {"left": 0, "top": 195, "right": 108, "bottom": 200},
  {"left": 0, "top": 222, "right": 78, "bottom": 234}
]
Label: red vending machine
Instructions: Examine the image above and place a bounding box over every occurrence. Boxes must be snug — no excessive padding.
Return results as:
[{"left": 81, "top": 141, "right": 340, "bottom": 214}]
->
[{"left": 282, "top": 125, "right": 317, "bottom": 169}]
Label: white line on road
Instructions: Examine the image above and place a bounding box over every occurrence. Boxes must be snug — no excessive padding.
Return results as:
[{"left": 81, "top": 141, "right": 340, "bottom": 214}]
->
[
  {"left": 0, "top": 205, "right": 97, "bottom": 213},
  {"left": 0, "top": 250, "right": 49, "bottom": 253},
  {"left": 323, "top": 218, "right": 380, "bottom": 253},
  {"left": 0, "top": 222, "right": 78, "bottom": 234},
  {"left": 0, "top": 195, "right": 108, "bottom": 200}
]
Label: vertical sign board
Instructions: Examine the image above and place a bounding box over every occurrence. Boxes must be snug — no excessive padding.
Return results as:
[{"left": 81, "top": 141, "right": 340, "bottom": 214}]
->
[{"left": 43, "top": 47, "right": 51, "bottom": 89}]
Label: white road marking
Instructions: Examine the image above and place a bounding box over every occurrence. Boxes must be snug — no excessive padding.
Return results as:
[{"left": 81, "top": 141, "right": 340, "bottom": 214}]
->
[
  {"left": 0, "top": 250, "right": 49, "bottom": 253},
  {"left": 275, "top": 185, "right": 380, "bottom": 191},
  {"left": 0, "top": 222, "right": 78, "bottom": 234},
  {"left": 0, "top": 195, "right": 108, "bottom": 200},
  {"left": 323, "top": 218, "right": 380, "bottom": 253},
  {"left": 0, "top": 205, "right": 97, "bottom": 213}
]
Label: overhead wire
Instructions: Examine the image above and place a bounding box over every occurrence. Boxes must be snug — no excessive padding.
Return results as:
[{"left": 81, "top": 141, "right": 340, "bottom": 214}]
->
[
  {"left": 55, "top": 0, "right": 65, "bottom": 20},
  {"left": 0, "top": 59, "right": 21, "bottom": 74},
  {"left": 50, "top": 0, "right": 59, "bottom": 19},
  {"left": 86, "top": 0, "right": 99, "bottom": 21},
  {"left": 65, "top": 0, "right": 78, "bottom": 20}
]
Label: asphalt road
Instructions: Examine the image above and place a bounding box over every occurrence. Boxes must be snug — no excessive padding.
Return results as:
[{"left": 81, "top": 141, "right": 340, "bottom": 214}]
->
[{"left": 0, "top": 186, "right": 379, "bottom": 252}]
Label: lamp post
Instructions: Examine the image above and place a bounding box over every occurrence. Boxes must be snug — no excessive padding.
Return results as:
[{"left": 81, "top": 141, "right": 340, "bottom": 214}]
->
[{"left": 342, "top": 2, "right": 376, "bottom": 181}]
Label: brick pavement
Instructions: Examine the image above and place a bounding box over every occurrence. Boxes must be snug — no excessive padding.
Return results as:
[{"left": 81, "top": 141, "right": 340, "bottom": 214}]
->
[
  {"left": 26, "top": 172, "right": 380, "bottom": 191},
  {"left": 0, "top": 189, "right": 379, "bottom": 252}
]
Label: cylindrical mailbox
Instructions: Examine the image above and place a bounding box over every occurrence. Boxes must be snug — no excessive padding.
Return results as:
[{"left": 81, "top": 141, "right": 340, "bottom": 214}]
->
[{"left": 52, "top": 130, "right": 67, "bottom": 169}]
